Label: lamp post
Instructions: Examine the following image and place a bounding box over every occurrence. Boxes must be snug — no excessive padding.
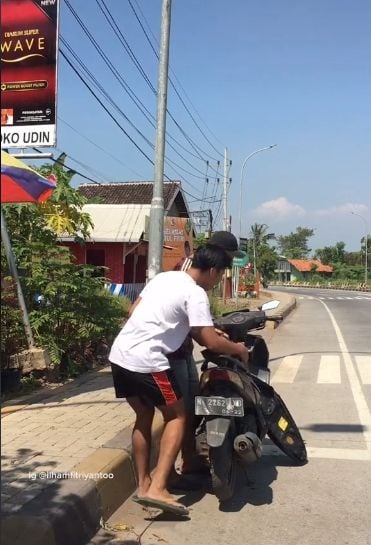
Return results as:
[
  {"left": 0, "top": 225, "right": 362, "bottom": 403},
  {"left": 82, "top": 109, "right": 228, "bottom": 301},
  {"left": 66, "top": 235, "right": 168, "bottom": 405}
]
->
[
  {"left": 351, "top": 212, "right": 369, "bottom": 285},
  {"left": 238, "top": 145, "right": 277, "bottom": 243},
  {"left": 234, "top": 145, "right": 276, "bottom": 306}
]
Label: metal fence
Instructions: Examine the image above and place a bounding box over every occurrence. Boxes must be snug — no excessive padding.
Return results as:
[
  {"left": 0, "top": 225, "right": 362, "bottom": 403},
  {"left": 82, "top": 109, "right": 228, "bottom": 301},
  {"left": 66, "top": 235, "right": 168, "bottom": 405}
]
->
[{"left": 104, "top": 282, "right": 145, "bottom": 302}]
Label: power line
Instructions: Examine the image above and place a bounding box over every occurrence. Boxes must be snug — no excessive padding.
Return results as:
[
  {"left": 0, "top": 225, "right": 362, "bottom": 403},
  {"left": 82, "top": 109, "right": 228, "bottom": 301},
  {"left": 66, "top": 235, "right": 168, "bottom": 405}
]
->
[
  {"left": 61, "top": 39, "right": 211, "bottom": 190},
  {"left": 60, "top": 49, "right": 156, "bottom": 166},
  {"left": 58, "top": 117, "right": 147, "bottom": 179},
  {"left": 60, "top": 33, "right": 212, "bottom": 181},
  {"left": 128, "top": 0, "right": 225, "bottom": 154},
  {"left": 32, "top": 147, "right": 102, "bottom": 185},
  {"left": 89, "top": 0, "right": 221, "bottom": 164}
]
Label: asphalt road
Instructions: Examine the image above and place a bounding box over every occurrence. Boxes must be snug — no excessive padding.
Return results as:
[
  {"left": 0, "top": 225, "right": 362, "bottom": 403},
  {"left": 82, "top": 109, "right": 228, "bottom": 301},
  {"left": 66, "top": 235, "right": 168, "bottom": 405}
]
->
[{"left": 92, "top": 287, "right": 371, "bottom": 545}]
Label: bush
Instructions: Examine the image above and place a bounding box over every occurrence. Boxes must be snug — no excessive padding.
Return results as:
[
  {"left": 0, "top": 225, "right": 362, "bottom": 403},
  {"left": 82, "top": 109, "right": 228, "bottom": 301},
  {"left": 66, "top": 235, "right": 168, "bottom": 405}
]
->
[
  {"left": 1, "top": 280, "right": 27, "bottom": 370},
  {"left": 24, "top": 253, "right": 126, "bottom": 374}
]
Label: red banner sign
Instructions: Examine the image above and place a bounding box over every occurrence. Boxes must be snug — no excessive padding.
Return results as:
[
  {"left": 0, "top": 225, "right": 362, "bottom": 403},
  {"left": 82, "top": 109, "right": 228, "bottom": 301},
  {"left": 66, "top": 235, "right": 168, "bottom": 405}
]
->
[{"left": 1, "top": 0, "right": 59, "bottom": 148}]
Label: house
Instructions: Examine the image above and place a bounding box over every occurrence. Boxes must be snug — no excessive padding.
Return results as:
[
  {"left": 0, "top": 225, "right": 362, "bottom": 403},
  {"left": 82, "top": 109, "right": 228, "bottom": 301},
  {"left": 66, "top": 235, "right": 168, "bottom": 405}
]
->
[
  {"left": 276, "top": 257, "right": 333, "bottom": 282},
  {"left": 60, "top": 181, "right": 194, "bottom": 300}
]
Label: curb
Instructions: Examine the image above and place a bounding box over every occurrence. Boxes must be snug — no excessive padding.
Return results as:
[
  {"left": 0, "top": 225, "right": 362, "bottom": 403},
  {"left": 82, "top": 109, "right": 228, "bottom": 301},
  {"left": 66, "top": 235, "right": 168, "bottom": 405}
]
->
[
  {"left": 1, "top": 413, "right": 164, "bottom": 545},
  {"left": 1, "top": 292, "right": 296, "bottom": 545}
]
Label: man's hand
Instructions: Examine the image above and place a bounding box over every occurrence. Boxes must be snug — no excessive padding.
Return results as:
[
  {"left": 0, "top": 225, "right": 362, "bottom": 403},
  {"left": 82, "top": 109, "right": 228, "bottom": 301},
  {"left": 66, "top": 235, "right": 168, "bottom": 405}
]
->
[{"left": 234, "top": 342, "right": 249, "bottom": 365}]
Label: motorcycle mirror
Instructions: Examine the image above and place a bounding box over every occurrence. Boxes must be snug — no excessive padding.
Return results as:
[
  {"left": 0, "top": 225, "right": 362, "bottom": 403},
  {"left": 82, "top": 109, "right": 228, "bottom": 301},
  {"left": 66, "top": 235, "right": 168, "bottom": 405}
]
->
[{"left": 261, "top": 300, "right": 280, "bottom": 311}]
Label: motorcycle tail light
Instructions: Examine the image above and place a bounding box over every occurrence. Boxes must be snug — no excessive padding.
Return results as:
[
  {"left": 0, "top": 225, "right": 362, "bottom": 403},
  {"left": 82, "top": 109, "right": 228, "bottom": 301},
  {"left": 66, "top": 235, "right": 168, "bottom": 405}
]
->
[{"left": 201, "top": 368, "right": 244, "bottom": 389}]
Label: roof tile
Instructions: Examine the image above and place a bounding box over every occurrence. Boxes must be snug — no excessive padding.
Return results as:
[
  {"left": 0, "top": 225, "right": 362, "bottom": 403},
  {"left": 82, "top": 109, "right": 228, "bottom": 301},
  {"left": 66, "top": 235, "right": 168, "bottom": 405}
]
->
[
  {"left": 288, "top": 259, "right": 333, "bottom": 273},
  {"left": 78, "top": 181, "right": 181, "bottom": 209}
]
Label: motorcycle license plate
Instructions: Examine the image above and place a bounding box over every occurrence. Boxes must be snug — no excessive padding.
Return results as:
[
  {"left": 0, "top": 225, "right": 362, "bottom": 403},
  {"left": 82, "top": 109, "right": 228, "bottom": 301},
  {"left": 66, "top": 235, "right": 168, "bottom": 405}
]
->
[{"left": 195, "top": 396, "right": 244, "bottom": 417}]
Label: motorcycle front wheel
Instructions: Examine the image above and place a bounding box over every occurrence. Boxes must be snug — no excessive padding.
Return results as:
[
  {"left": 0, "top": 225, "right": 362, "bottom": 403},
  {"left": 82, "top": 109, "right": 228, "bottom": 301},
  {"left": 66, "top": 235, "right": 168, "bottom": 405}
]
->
[{"left": 209, "top": 428, "right": 237, "bottom": 502}]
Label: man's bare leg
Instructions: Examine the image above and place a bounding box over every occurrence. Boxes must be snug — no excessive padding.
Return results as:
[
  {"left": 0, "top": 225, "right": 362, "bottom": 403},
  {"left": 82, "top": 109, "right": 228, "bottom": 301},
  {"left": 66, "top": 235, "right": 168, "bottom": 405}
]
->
[
  {"left": 127, "top": 397, "right": 154, "bottom": 497},
  {"left": 145, "top": 399, "right": 186, "bottom": 503}
]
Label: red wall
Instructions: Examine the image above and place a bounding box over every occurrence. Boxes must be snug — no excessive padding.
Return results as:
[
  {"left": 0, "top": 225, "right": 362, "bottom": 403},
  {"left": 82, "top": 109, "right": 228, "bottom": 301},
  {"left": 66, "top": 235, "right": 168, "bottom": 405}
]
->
[{"left": 61, "top": 242, "right": 125, "bottom": 283}]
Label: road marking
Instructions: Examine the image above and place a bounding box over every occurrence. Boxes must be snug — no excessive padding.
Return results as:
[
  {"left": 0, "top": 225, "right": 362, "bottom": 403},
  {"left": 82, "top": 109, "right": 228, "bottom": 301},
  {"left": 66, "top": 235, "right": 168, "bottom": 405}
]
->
[
  {"left": 355, "top": 356, "right": 371, "bottom": 385},
  {"left": 317, "top": 355, "right": 341, "bottom": 383},
  {"left": 318, "top": 300, "right": 371, "bottom": 452},
  {"left": 307, "top": 446, "right": 371, "bottom": 461},
  {"left": 271, "top": 355, "right": 303, "bottom": 383}
]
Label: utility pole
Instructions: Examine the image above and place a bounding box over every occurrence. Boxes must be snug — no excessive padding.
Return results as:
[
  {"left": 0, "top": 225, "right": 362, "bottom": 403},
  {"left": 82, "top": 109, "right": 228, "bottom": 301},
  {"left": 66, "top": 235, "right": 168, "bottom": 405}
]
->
[
  {"left": 223, "top": 147, "right": 229, "bottom": 231},
  {"left": 147, "top": 0, "right": 172, "bottom": 280}
]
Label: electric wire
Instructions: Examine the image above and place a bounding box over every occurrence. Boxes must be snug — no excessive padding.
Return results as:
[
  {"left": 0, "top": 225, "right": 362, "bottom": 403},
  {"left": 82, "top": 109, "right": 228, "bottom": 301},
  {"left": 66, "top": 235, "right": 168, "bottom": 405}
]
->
[
  {"left": 60, "top": 33, "right": 210, "bottom": 181},
  {"left": 128, "top": 0, "right": 225, "bottom": 155},
  {"left": 58, "top": 117, "right": 147, "bottom": 179},
  {"left": 32, "top": 147, "right": 102, "bottom": 185},
  {"left": 91, "top": 0, "right": 221, "bottom": 165}
]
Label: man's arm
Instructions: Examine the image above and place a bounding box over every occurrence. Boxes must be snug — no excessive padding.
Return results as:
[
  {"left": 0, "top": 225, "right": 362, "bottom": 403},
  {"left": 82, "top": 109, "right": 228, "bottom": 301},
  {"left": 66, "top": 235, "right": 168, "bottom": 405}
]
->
[
  {"left": 128, "top": 296, "right": 142, "bottom": 318},
  {"left": 191, "top": 326, "right": 249, "bottom": 365}
]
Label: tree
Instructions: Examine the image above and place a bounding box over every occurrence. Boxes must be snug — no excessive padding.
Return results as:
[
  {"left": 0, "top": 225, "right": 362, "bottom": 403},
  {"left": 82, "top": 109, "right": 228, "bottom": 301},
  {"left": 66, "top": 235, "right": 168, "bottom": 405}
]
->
[
  {"left": 314, "top": 241, "right": 346, "bottom": 265},
  {"left": 277, "top": 227, "right": 315, "bottom": 258},
  {"left": 37, "top": 155, "right": 93, "bottom": 238},
  {"left": 1, "top": 160, "right": 124, "bottom": 376},
  {"left": 248, "top": 223, "right": 277, "bottom": 280}
]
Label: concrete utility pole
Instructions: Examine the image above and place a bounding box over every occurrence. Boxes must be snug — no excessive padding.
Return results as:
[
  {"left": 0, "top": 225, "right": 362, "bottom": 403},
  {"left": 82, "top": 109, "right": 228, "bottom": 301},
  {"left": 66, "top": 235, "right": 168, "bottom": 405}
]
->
[
  {"left": 223, "top": 147, "right": 230, "bottom": 231},
  {"left": 147, "top": 0, "right": 172, "bottom": 280}
]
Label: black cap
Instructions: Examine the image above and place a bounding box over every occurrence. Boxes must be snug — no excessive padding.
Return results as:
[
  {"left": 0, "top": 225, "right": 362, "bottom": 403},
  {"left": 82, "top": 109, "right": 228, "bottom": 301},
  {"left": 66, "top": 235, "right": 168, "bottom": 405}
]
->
[{"left": 208, "top": 231, "right": 246, "bottom": 258}]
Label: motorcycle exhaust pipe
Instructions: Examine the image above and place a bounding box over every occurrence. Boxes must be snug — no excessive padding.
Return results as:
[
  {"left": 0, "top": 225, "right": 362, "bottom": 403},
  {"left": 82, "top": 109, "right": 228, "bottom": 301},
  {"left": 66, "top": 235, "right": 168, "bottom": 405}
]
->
[{"left": 234, "top": 432, "right": 262, "bottom": 463}]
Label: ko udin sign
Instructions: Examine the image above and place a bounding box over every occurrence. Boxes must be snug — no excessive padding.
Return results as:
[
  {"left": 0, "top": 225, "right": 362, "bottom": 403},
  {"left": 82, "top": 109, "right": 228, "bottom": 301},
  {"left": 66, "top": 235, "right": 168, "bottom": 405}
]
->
[{"left": 1, "top": 0, "right": 60, "bottom": 148}]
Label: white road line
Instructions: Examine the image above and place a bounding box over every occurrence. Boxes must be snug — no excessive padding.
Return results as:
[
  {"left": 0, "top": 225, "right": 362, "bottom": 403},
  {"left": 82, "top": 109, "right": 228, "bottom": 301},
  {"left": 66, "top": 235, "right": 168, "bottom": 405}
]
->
[
  {"left": 271, "top": 355, "right": 303, "bottom": 383},
  {"left": 307, "top": 447, "right": 371, "bottom": 461},
  {"left": 355, "top": 356, "right": 371, "bottom": 385},
  {"left": 264, "top": 444, "right": 371, "bottom": 461},
  {"left": 317, "top": 355, "right": 341, "bottom": 383},
  {"left": 318, "top": 300, "right": 371, "bottom": 452}
]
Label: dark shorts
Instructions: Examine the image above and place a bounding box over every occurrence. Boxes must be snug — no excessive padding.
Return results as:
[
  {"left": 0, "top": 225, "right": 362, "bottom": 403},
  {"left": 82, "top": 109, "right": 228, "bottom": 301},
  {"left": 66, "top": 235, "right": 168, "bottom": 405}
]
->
[{"left": 111, "top": 363, "right": 183, "bottom": 407}]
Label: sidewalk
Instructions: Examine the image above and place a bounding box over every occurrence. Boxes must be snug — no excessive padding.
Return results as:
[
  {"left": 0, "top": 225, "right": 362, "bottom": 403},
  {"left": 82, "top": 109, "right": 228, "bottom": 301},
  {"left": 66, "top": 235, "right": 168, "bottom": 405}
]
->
[{"left": 1, "top": 290, "right": 296, "bottom": 545}]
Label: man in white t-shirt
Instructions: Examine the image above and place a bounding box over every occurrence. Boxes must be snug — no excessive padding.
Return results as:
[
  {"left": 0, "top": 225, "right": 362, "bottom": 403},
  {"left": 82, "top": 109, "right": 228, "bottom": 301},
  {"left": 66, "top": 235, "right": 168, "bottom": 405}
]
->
[{"left": 109, "top": 244, "right": 249, "bottom": 516}]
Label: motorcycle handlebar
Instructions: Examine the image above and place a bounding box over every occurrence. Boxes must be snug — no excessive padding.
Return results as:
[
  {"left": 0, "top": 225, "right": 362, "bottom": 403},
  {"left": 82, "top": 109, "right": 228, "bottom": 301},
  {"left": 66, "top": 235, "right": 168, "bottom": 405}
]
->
[{"left": 266, "top": 314, "right": 283, "bottom": 323}]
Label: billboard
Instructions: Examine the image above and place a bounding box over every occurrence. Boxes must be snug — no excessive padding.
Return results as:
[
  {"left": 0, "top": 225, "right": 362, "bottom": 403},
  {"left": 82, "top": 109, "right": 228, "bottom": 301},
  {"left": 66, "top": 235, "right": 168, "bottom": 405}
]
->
[
  {"left": 1, "top": 0, "right": 59, "bottom": 148},
  {"left": 162, "top": 217, "right": 193, "bottom": 272}
]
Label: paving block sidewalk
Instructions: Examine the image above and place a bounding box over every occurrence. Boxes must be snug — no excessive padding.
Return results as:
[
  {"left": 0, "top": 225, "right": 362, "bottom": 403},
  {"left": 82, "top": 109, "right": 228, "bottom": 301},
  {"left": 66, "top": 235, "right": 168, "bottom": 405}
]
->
[{"left": 1, "top": 290, "right": 296, "bottom": 545}]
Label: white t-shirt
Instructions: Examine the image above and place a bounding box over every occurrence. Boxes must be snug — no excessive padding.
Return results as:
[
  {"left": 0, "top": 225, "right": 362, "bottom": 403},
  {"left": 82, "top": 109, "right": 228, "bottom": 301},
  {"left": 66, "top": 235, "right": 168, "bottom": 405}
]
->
[{"left": 109, "top": 271, "right": 214, "bottom": 373}]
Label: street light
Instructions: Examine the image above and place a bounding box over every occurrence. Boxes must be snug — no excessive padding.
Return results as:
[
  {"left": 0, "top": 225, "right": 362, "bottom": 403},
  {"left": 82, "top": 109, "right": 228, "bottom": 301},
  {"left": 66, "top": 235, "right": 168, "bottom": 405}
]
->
[
  {"left": 234, "top": 145, "right": 276, "bottom": 306},
  {"left": 351, "top": 212, "right": 369, "bottom": 285},
  {"left": 238, "top": 145, "right": 277, "bottom": 243}
]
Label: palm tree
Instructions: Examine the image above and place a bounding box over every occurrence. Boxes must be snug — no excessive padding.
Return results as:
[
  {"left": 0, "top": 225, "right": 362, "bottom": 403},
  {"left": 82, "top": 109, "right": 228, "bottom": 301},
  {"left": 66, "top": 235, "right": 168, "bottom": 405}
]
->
[{"left": 248, "top": 223, "right": 276, "bottom": 278}]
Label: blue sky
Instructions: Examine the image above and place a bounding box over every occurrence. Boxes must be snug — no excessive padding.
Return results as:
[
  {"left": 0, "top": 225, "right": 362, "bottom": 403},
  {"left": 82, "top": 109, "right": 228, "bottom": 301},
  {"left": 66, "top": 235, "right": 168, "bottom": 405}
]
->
[{"left": 42, "top": 0, "right": 370, "bottom": 252}]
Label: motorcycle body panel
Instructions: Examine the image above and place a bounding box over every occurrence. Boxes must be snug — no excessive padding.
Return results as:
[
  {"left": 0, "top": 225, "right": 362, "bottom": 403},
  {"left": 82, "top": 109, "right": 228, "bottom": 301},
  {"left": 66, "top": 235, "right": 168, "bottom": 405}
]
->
[
  {"left": 206, "top": 417, "right": 232, "bottom": 447},
  {"left": 197, "top": 302, "right": 307, "bottom": 501}
]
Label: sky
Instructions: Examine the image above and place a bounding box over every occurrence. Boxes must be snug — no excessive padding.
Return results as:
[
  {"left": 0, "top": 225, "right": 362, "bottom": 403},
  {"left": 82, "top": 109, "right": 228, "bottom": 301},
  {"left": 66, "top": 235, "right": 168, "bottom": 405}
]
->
[{"left": 21, "top": 0, "right": 371, "bottom": 252}]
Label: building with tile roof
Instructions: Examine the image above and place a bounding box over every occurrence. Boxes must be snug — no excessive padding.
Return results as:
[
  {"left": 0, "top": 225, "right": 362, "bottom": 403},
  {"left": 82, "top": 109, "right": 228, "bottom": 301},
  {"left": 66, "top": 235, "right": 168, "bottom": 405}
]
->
[
  {"left": 276, "top": 257, "right": 333, "bottom": 282},
  {"left": 60, "top": 182, "right": 194, "bottom": 299}
]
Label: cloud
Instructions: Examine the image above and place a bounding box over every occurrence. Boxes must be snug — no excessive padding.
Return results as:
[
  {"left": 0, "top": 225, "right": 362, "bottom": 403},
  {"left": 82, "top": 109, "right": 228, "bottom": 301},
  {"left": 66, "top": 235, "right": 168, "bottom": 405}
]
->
[
  {"left": 253, "top": 197, "right": 306, "bottom": 219},
  {"left": 315, "top": 203, "right": 369, "bottom": 217}
]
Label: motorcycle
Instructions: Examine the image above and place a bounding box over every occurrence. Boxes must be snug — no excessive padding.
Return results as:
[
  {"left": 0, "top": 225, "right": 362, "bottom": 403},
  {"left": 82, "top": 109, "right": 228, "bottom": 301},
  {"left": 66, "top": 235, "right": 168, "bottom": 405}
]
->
[{"left": 195, "top": 300, "right": 307, "bottom": 502}]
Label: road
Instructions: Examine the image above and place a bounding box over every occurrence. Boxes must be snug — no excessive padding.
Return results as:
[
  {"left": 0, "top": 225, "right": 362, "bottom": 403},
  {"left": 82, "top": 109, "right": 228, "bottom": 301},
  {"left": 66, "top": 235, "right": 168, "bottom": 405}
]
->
[{"left": 92, "top": 287, "right": 371, "bottom": 545}]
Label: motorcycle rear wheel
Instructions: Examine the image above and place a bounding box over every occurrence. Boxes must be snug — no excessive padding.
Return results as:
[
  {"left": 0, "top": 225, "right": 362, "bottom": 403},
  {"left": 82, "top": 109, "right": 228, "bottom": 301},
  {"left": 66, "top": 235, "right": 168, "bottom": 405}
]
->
[{"left": 209, "top": 429, "right": 237, "bottom": 502}]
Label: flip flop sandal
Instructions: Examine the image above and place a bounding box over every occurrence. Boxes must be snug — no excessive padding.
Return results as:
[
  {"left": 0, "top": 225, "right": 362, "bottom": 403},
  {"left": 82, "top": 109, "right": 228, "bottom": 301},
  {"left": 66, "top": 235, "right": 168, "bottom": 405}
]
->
[{"left": 134, "top": 497, "right": 189, "bottom": 516}]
